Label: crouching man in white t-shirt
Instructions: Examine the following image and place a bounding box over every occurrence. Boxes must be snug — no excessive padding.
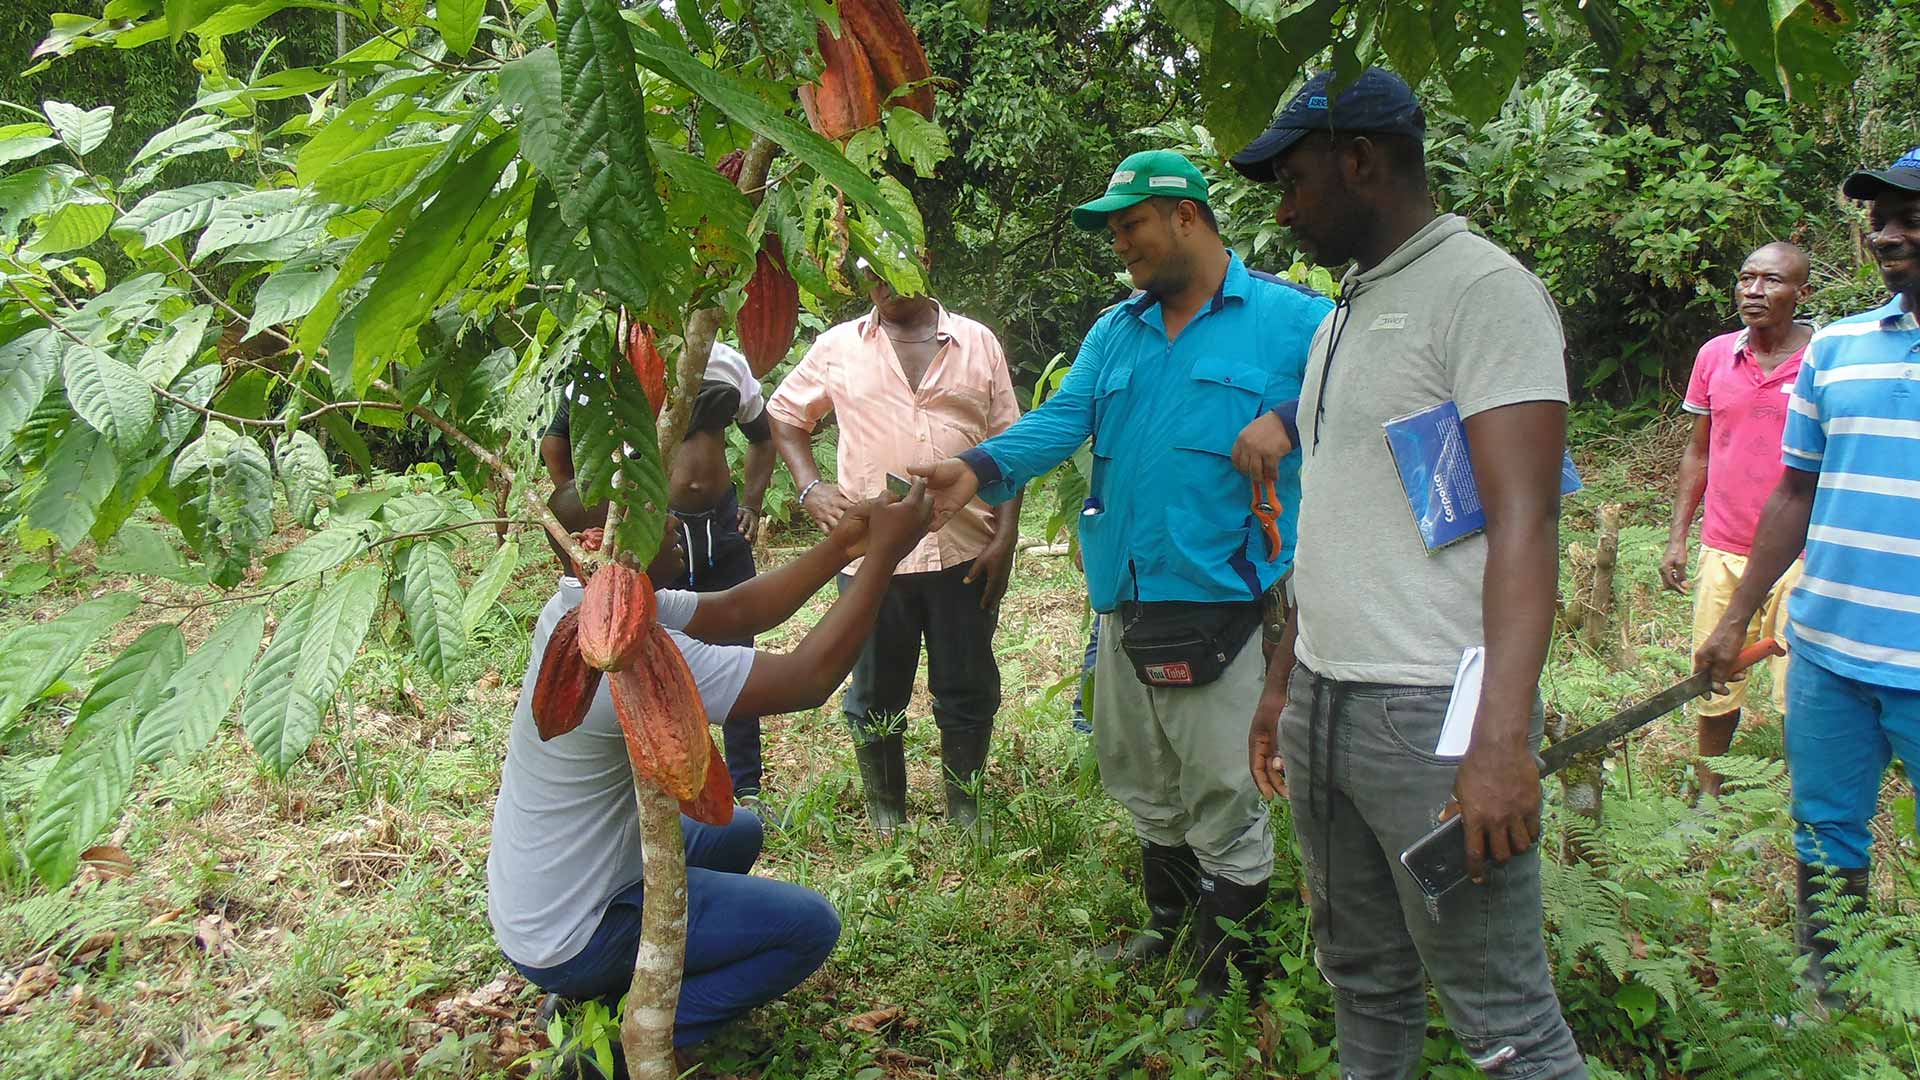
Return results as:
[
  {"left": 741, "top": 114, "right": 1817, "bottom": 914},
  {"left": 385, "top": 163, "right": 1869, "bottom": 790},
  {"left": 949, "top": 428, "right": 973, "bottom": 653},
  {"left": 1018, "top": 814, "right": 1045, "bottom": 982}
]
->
[{"left": 488, "top": 480, "right": 934, "bottom": 1051}]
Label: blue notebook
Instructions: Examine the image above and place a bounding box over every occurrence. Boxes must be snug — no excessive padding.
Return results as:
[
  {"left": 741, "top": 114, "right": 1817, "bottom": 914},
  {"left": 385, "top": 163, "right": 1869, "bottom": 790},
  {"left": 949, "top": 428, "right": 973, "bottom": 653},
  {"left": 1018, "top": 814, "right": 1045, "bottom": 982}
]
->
[{"left": 1384, "top": 400, "right": 1583, "bottom": 553}]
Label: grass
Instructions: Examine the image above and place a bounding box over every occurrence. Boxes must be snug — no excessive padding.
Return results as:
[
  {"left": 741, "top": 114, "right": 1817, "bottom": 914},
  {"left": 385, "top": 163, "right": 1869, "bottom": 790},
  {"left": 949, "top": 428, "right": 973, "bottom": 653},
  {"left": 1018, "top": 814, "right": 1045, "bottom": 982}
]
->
[{"left": 1, "top": 414, "right": 1917, "bottom": 1078}]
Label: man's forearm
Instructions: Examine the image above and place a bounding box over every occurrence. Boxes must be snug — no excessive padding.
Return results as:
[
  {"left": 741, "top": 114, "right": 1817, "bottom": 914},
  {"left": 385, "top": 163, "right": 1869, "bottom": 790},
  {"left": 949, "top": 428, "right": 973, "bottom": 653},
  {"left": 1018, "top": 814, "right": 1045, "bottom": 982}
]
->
[
  {"left": 770, "top": 419, "right": 822, "bottom": 489},
  {"left": 1667, "top": 447, "right": 1708, "bottom": 546},
  {"left": 988, "top": 492, "right": 1025, "bottom": 546},
  {"left": 1257, "top": 601, "right": 1299, "bottom": 710},
  {"left": 1723, "top": 471, "right": 1816, "bottom": 625},
  {"left": 685, "top": 536, "right": 848, "bottom": 641},
  {"left": 742, "top": 441, "right": 776, "bottom": 512},
  {"left": 789, "top": 555, "right": 894, "bottom": 690},
  {"left": 1476, "top": 509, "right": 1559, "bottom": 747}
]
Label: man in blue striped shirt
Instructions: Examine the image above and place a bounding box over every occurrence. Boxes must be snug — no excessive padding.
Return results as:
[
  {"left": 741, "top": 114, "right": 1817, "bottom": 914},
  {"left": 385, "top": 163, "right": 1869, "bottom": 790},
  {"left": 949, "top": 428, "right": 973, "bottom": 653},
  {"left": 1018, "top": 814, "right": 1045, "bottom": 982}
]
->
[{"left": 1698, "top": 146, "right": 1920, "bottom": 1009}]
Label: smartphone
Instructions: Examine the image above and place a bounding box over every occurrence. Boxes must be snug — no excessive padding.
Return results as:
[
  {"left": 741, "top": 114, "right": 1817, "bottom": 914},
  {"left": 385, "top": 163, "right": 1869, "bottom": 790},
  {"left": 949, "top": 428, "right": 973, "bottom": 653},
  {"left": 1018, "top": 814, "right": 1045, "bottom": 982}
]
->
[
  {"left": 885, "top": 472, "right": 913, "bottom": 497},
  {"left": 1399, "top": 817, "right": 1471, "bottom": 900}
]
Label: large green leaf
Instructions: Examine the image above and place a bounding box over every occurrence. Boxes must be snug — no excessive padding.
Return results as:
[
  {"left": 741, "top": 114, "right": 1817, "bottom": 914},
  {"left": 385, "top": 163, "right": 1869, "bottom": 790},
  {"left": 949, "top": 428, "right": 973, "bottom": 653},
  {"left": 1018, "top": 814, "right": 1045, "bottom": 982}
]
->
[
  {"left": 1377, "top": 0, "right": 1439, "bottom": 88},
  {"left": 63, "top": 344, "right": 155, "bottom": 449},
  {"left": 24, "top": 422, "right": 120, "bottom": 551},
  {"left": 96, "top": 521, "right": 208, "bottom": 584},
  {"left": 114, "top": 182, "right": 249, "bottom": 249},
  {"left": 0, "top": 592, "right": 139, "bottom": 732},
  {"left": 137, "top": 305, "right": 215, "bottom": 387},
  {"left": 212, "top": 433, "right": 275, "bottom": 558},
  {"left": 0, "top": 130, "right": 61, "bottom": 168},
  {"left": 24, "top": 624, "right": 184, "bottom": 886},
  {"left": 1770, "top": 0, "right": 1857, "bottom": 94},
  {"left": 570, "top": 356, "right": 670, "bottom": 561},
  {"left": 123, "top": 113, "right": 242, "bottom": 189},
  {"left": 1437, "top": 0, "right": 1529, "bottom": 124},
  {"left": 135, "top": 604, "right": 266, "bottom": 765},
  {"left": 437, "top": 0, "right": 484, "bottom": 54},
  {"left": 400, "top": 540, "right": 465, "bottom": 683},
  {"left": 552, "top": 0, "right": 677, "bottom": 314},
  {"left": 295, "top": 74, "right": 437, "bottom": 182},
  {"left": 276, "top": 428, "right": 333, "bottom": 526},
  {"left": 885, "top": 108, "right": 951, "bottom": 179},
  {"left": 500, "top": 47, "right": 566, "bottom": 184},
  {"left": 346, "top": 131, "right": 522, "bottom": 393},
  {"left": 625, "top": 25, "right": 916, "bottom": 245},
  {"left": 461, "top": 538, "right": 519, "bottom": 635},
  {"left": 310, "top": 143, "right": 440, "bottom": 207},
  {"left": 27, "top": 197, "right": 115, "bottom": 254},
  {"left": 261, "top": 523, "right": 375, "bottom": 586},
  {"left": 0, "top": 328, "right": 62, "bottom": 452},
  {"left": 247, "top": 266, "right": 337, "bottom": 339},
  {"left": 653, "top": 142, "right": 754, "bottom": 269},
  {"left": 42, "top": 100, "right": 113, "bottom": 156},
  {"left": 193, "top": 189, "right": 320, "bottom": 263},
  {"left": 242, "top": 566, "right": 382, "bottom": 774}
]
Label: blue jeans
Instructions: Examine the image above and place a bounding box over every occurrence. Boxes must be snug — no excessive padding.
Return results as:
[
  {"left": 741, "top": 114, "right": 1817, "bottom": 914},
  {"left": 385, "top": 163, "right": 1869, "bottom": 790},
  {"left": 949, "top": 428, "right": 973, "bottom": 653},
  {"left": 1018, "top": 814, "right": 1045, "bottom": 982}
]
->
[
  {"left": 511, "top": 811, "right": 840, "bottom": 1047},
  {"left": 1785, "top": 653, "right": 1920, "bottom": 870}
]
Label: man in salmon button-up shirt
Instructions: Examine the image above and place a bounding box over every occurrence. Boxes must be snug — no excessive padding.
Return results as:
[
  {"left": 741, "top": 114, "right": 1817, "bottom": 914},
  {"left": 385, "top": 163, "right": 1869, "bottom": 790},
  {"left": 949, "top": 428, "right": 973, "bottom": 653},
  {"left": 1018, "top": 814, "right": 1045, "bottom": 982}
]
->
[{"left": 766, "top": 256, "right": 1024, "bottom": 834}]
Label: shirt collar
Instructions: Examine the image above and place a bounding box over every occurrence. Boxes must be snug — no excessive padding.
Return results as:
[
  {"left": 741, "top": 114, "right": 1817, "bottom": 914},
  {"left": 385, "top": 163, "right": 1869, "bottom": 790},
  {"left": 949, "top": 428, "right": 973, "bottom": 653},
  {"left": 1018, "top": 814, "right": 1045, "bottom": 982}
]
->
[
  {"left": 1731, "top": 322, "right": 1813, "bottom": 367},
  {"left": 858, "top": 302, "right": 956, "bottom": 341},
  {"left": 1126, "top": 251, "right": 1251, "bottom": 320},
  {"left": 1884, "top": 294, "right": 1919, "bottom": 332}
]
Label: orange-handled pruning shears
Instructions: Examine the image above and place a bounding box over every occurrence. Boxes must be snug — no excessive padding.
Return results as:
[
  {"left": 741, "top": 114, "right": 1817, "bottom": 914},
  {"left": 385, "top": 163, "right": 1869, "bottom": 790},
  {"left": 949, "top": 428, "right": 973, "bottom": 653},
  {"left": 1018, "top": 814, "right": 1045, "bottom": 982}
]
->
[{"left": 1252, "top": 476, "right": 1282, "bottom": 562}]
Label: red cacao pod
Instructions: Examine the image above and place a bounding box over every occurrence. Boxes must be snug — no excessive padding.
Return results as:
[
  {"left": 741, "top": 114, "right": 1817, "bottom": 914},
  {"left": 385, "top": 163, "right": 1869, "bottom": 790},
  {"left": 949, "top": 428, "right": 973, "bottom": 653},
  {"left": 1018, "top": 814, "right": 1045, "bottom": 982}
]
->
[
  {"left": 608, "top": 626, "right": 711, "bottom": 801},
  {"left": 678, "top": 733, "right": 734, "bottom": 826},
  {"left": 739, "top": 236, "right": 800, "bottom": 377},
  {"left": 799, "top": 21, "right": 884, "bottom": 140},
  {"left": 715, "top": 149, "right": 745, "bottom": 185},
  {"left": 838, "top": 0, "right": 936, "bottom": 118},
  {"left": 625, "top": 321, "right": 668, "bottom": 414},
  {"left": 577, "top": 562, "right": 656, "bottom": 672},
  {"left": 531, "top": 609, "right": 603, "bottom": 741}
]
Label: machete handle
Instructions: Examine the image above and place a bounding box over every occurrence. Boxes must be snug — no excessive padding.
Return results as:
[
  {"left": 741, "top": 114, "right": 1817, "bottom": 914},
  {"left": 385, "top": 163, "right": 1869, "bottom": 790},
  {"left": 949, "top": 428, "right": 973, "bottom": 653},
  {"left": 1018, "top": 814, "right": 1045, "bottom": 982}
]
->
[{"left": 1731, "top": 637, "right": 1784, "bottom": 675}]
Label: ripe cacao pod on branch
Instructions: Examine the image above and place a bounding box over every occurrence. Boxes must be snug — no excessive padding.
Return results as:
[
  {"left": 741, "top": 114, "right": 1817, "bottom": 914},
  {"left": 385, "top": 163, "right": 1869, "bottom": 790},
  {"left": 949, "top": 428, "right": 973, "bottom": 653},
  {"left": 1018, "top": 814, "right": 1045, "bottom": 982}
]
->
[
  {"left": 531, "top": 608, "right": 602, "bottom": 741},
  {"left": 609, "top": 626, "right": 711, "bottom": 801},
  {"left": 578, "top": 562, "right": 656, "bottom": 672},
  {"left": 739, "top": 236, "right": 800, "bottom": 377},
  {"left": 624, "top": 319, "right": 668, "bottom": 414},
  {"left": 679, "top": 733, "right": 734, "bottom": 826},
  {"left": 836, "top": 0, "right": 936, "bottom": 118},
  {"left": 799, "top": 21, "right": 884, "bottom": 141}
]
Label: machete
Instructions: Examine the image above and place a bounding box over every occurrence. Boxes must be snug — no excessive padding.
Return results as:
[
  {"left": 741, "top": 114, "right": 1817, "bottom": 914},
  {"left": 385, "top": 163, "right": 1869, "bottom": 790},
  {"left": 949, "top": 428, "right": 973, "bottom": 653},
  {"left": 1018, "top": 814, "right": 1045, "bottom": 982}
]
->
[{"left": 1399, "top": 637, "right": 1785, "bottom": 899}]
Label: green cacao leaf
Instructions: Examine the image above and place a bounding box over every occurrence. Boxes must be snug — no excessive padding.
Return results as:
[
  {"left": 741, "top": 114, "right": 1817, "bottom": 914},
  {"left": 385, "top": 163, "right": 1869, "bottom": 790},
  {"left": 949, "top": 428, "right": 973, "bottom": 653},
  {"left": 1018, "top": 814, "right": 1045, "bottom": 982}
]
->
[
  {"left": 24, "top": 422, "right": 120, "bottom": 551},
  {"left": 261, "top": 523, "right": 375, "bottom": 586},
  {"left": 27, "top": 197, "right": 114, "bottom": 254},
  {"left": 276, "top": 428, "right": 333, "bottom": 526},
  {"left": 247, "top": 266, "right": 337, "bottom": 339},
  {"left": 400, "top": 539, "right": 465, "bottom": 682},
  {"left": 135, "top": 604, "right": 267, "bottom": 765},
  {"left": 437, "top": 0, "right": 484, "bottom": 54},
  {"left": 461, "top": 539, "right": 519, "bottom": 635},
  {"left": 63, "top": 344, "right": 155, "bottom": 449},
  {"left": 27, "top": 700, "right": 135, "bottom": 887},
  {"left": 309, "top": 143, "right": 440, "bottom": 207},
  {"left": 0, "top": 592, "right": 139, "bottom": 733},
  {"left": 42, "top": 100, "right": 113, "bottom": 156},
  {"left": 137, "top": 305, "right": 215, "bottom": 387},
  {"left": 97, "top": 521, "right": 208, "bottom": 584},
  {"left": 212, "top": 433, "right": 275, "bottom": 559},
  {"left": 74, "top": 623, "right": 185, "bottom": 728},
  {"left": 114, "top": 182, "right": 249, "bottom": 249},
  {"left": 0, "top": 328, "right": 62, "bottom": 453},
  {"left": 242, "top": 565, "right": 382, "bottom": 774}
]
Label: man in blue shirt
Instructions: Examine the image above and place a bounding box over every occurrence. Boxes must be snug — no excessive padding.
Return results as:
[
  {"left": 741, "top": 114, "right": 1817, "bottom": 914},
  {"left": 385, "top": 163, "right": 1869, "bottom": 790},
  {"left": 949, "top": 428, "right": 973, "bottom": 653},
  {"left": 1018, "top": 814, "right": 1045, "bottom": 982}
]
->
[
  {"left": 914, "top": 150, "right": 1331, "bottom": 1023},
  {"left": 1698, "top": 146, "right": 1920, "bottom": 1010}
]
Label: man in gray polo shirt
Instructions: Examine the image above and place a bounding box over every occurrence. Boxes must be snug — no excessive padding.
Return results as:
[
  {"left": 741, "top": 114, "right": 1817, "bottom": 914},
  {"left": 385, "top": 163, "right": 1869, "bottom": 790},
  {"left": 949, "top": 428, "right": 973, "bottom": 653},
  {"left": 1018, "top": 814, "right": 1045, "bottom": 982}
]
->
[{"left": 1231, "top": 69, "right": 1584, "bottom": 1078}]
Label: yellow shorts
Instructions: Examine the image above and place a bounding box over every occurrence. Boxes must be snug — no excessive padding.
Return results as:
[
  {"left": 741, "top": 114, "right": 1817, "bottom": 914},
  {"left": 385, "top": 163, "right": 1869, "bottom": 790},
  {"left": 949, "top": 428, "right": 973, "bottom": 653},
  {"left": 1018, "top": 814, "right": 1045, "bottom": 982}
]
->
[{"left": 1690, "top": 545, "right": 1802, "bottom": 717}]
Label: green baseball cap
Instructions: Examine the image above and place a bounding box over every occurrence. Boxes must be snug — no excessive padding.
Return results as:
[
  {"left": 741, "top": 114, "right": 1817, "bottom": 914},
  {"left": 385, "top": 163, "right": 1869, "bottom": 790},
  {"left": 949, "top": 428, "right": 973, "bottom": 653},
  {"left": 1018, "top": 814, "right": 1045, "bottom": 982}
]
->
[{"left": 1070, "top": 150, "right": 1210, "bottom": 230}]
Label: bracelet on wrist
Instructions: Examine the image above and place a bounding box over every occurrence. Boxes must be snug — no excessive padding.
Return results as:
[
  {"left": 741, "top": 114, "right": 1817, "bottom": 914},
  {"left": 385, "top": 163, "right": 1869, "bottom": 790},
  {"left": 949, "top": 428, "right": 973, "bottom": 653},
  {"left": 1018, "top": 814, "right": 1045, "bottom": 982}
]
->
[{"left": 798, "top": 479, "right": 823, "bottom": 506}]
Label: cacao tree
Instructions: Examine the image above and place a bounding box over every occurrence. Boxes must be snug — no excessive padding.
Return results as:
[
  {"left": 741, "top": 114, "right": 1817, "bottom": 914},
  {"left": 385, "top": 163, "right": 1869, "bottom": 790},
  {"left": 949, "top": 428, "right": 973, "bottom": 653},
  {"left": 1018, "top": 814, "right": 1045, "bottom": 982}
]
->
[{"left": 0, "top": 0, "right": 1864, "bottom": 1075}]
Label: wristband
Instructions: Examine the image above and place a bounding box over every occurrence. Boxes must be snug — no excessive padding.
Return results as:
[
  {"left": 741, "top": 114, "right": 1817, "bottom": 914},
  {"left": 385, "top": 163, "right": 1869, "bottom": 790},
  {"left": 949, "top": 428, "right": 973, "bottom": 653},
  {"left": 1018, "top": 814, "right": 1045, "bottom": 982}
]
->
[{"left": 799, "top": 479, "right": 823, "bottom": 506}]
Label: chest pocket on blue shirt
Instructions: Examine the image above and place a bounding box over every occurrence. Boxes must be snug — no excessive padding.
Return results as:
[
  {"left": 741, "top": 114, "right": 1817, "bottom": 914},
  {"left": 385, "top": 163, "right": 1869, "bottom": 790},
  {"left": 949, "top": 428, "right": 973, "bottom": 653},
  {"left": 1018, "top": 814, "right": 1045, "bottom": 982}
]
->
[{"left": 1170, "top": 355, "right": 1268, "bottom": 457}]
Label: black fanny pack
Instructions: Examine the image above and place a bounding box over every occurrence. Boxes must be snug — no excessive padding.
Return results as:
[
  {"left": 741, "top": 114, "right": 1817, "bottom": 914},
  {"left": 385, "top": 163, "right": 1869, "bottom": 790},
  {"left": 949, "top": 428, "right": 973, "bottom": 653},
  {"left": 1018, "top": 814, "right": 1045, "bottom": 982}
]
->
[{"left": 1118, "top": 600, "right": 1261, "bottom": 689}]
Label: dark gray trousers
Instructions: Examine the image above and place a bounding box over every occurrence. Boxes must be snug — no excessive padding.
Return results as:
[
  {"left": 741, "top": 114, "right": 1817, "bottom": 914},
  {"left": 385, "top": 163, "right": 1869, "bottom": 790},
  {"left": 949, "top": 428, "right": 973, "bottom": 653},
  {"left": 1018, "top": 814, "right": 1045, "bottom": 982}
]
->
[
  {"left": 837, "top": 562, "right": 1001, "bottom": 741},
  {"left": 1280, "top": 662, "right": 1584, "bottom": 1079}
]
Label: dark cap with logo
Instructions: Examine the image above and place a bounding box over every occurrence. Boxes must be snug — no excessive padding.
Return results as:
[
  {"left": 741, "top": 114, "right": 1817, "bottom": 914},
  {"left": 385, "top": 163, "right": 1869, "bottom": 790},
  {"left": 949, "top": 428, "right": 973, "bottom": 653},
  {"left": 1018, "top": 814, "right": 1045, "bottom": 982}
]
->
[
  {"left": 1842, "top": 146, "right": 1920, "bottom": 201},
  {"left": 1229, "top": 67, "right": 1426, "bottom": 182}
]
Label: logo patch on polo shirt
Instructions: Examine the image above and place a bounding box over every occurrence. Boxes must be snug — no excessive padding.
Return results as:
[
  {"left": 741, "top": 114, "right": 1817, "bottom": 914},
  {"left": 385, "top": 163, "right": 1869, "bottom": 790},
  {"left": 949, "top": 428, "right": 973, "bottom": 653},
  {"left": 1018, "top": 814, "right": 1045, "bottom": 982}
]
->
[{"left": 1369, "top": 312, "right": 1409, "bottom": 331}]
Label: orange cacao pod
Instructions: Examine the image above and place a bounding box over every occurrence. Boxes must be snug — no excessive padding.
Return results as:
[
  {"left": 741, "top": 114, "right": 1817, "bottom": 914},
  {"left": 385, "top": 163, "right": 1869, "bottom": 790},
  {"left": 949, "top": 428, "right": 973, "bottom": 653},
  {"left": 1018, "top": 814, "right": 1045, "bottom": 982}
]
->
[
  {"left": 624, "top": 321, "right": 668, "bottom": 414},
  {"left": 799, "top": 21, "right": 884, "bottom": 140},
  {"left": 715, "top": 149, "right": 745, "bottom": 184},
  {"left": 739, "top": 236, "right": 800, "bottom": 377},
  {"left": 678, "top": 733, "right": 734, "bottom": 826},
  {"left": 531, "top": 609, "right": 603, "bottom": 741},
  {"left": 839, "top": 0, "right": 936, "bottom": 118},
  {"left": 577, "top": 562, "right": 656, "bottom": 672},
  {"left": 608, "top": 626, "right": 711, "bottom": 801}
]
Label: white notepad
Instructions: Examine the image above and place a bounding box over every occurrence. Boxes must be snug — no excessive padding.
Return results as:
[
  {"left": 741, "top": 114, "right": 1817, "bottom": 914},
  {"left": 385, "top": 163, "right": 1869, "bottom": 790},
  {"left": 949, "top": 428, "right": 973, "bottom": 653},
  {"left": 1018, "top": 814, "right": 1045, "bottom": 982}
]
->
[{"left": 1436, "top": 646, "right": 1484, "bottom": 756}]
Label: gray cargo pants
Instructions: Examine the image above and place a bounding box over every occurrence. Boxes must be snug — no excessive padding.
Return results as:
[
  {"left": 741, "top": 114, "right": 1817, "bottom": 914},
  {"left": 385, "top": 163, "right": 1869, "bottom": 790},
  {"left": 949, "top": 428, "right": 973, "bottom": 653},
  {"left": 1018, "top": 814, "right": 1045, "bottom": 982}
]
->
[
  {"left": 1091, "top": 613, "right": 1275, "bottom": 885},
  {"left": 1279, "top": 662, "right": 1584, "bottom": 1079}
]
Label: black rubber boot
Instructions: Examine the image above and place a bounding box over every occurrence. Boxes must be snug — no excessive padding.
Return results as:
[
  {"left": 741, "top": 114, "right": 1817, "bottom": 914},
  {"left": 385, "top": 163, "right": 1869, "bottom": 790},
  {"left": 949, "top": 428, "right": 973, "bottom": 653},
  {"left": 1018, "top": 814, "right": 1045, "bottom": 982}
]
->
[
  {"left": 1183, "top": 875, "right": 1271, "bottom": 1028},
  {"left": 1795, "top": 859, "right": 1871, "bottom": 1013},
  {"left": 1094, "top": 841, "right": 1201, "bottom": 964},
  {"left": 853, "top": 730, "right": 908, "bottom": 834},
  {"left": 939, "top": 726, "right": 992, "bottom": 829}
]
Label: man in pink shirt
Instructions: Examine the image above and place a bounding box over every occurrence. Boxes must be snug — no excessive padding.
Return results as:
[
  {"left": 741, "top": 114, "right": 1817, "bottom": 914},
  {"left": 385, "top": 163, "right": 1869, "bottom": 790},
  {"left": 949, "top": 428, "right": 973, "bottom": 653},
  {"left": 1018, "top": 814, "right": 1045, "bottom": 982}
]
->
[
  {"left": 766, "top": 258, "right": 1024, "bottom": 832},
  {"left": 1662, "top": 241, "right": 1813, "bottom": 797}
]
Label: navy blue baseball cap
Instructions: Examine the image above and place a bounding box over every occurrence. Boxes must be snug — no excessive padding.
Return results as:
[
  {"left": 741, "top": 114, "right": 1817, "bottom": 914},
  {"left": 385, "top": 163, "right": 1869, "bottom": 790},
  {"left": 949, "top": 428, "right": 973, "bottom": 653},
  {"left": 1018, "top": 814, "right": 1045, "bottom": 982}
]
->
[
  {"left": 1229, "top": 67, "right": 1426, "bottom": 182},
  {"left": 1843, "top": 145, "right": 1920, "bottom": 200}
]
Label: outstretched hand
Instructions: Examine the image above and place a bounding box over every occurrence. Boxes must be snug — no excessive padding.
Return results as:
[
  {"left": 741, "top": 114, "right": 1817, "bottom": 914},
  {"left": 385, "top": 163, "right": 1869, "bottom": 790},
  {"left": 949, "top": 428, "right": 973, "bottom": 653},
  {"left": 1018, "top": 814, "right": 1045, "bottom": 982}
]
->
[
  {"left": 907, "top": 458, "right": 980, "bottom": 532},
  {"left": 867, "top": 481, "right": 935, "bottom": 563}
]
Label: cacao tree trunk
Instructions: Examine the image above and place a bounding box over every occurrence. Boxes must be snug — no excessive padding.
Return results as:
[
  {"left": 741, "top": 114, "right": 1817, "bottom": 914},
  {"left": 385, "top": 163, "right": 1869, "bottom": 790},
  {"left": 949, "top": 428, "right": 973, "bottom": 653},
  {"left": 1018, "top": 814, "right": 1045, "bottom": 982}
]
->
[
  {"left": 618, "top": 134, "right": 778, "bottom": 1080},
  {"left": 1579, "top": 506, "right": 1619, "bottom": 656},
  {"left": 621, "top": 783, "right": 688, "bottom": 1078}
]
